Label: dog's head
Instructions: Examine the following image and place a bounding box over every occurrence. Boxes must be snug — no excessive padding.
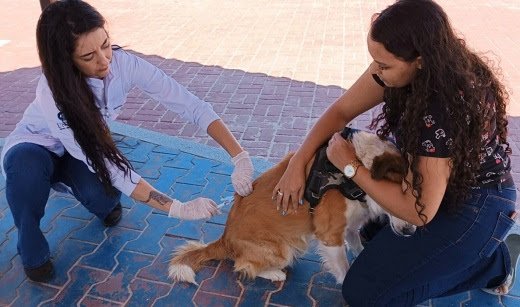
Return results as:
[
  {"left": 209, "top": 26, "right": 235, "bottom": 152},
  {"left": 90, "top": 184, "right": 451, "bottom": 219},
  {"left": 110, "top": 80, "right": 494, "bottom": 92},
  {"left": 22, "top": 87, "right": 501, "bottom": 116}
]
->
[
  {"left": 351, "top": 132, "right": 402, "bottom": 172},
  {"left": 370, "top": 152, "right": 407, "bottom": 183},
  {"left": 351, "top": 132, "right": 415, "bottom": 236}
]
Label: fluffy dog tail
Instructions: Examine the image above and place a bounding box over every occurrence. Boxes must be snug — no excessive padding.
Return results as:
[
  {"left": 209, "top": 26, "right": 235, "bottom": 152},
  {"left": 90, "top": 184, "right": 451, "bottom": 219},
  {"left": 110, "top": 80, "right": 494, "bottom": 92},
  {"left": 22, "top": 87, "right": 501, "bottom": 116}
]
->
[{"left": 168, "top": 238, "right": 228, "bottom": 285}]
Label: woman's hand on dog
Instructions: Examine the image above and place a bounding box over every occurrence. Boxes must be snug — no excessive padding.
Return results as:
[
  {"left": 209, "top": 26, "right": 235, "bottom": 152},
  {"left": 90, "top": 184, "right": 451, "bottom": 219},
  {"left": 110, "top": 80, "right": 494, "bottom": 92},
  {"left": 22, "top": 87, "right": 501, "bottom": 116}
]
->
[
  {"left": 273, "top": 158, "right": 306, "bottom": 216},
  {"left": 326, "top": 132, "right": 358, "bottom": 171}
]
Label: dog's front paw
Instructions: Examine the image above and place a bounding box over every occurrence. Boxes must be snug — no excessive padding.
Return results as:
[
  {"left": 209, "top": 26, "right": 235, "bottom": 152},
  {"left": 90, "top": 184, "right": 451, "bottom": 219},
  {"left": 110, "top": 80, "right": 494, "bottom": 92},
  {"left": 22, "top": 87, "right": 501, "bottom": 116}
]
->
[{"left": 257, "top": 269, "right": 286, "bottom": 282}]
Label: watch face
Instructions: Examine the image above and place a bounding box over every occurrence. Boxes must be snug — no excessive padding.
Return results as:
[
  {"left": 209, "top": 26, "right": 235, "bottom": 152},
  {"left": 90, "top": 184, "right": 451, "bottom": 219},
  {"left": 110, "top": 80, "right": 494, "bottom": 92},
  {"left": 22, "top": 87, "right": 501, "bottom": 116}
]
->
[{"left": 344, "top": 165, "right": 355, "bottom": 178}]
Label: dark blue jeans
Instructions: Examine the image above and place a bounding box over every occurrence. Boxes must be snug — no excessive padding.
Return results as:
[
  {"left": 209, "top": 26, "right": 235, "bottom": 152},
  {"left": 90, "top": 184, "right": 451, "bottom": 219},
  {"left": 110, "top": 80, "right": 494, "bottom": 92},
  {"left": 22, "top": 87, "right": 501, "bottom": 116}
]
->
[
  {"left": 342, "top": 181, "right": 517, "bottom": 306},
  {"left": 3, "top": 143, "right": 121, "bottom": 269}
]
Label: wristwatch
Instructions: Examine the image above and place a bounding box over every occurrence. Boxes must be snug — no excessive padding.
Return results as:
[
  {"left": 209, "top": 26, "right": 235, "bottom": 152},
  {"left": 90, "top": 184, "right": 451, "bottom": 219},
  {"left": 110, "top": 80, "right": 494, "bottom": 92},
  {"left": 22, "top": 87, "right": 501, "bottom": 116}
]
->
[{"left": 343, "top": 159, "right": 363, "bottom": 179}]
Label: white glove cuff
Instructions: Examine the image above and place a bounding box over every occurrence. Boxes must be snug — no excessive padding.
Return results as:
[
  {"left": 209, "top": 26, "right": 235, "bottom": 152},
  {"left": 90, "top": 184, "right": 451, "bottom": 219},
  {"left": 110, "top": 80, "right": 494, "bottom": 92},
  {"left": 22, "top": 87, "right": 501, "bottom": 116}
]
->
[
  {"left": 231, "top": 150, "right": 249, "bottom": 164},
  {"left": 168, "top": 199, "right": 184, "bottom": 218}
]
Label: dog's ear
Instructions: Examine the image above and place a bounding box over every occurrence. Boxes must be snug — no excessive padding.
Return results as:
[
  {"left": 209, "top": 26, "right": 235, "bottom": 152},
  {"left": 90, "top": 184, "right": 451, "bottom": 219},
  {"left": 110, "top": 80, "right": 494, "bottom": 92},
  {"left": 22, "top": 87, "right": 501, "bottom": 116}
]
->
[{"left": 370, "top": 152, "right": 406, "bottom": 183}]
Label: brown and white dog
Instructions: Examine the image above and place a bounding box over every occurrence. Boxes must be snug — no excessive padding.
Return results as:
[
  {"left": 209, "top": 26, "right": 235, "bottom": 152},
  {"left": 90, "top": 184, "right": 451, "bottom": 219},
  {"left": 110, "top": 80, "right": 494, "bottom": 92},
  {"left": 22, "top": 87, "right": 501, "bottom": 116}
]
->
[{"left": 168, "top": 131, "right": 415, "bottom": 284}]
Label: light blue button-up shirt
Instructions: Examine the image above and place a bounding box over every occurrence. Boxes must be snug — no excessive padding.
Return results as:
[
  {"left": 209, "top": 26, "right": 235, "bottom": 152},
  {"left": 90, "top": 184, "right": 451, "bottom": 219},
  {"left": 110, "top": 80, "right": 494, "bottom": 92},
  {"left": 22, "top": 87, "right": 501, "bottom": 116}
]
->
[{"left": 1, "top": 49, "right": 220, "bottom": 196}]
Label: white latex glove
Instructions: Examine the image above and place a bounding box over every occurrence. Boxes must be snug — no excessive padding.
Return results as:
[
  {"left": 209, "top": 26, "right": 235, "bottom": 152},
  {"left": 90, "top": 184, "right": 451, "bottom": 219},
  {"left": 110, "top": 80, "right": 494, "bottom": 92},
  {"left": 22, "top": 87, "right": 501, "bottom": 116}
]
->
[
  {"left": 231, "top": 151, "right": 254, "bottom": 196},
  {"left": 168, "top": 198, "right": 221, "bottom": 220}
]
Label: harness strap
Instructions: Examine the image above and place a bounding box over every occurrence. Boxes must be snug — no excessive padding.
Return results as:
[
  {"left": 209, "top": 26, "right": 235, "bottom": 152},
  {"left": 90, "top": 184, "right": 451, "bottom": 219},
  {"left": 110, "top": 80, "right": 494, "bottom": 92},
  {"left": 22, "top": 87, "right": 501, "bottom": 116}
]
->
[{"left": 304, "top": 139, "right": 367, "bottom": 214}]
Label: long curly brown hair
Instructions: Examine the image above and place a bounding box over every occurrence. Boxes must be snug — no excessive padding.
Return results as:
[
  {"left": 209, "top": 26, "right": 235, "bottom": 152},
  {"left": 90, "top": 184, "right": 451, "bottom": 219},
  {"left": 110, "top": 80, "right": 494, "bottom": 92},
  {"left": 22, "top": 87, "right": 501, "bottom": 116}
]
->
[
  {"left": 369, "top": 0, "right": 510, "bottom": 224},
  {"left": 36, "top": 0, "right": 134, "bottom": 194}
]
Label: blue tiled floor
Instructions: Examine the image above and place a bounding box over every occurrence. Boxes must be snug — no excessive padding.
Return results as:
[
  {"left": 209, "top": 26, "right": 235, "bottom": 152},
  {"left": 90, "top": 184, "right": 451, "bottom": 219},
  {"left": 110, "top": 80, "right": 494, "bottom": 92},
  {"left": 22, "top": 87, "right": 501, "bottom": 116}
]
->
[{"left": 0, "top": 127, "right": 519, "bottom": 306}]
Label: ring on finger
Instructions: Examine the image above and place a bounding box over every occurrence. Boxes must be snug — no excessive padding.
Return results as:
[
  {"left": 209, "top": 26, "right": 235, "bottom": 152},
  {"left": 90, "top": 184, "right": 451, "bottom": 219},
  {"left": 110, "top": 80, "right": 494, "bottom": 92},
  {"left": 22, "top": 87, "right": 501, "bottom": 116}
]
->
[{"left": 277, "top": 190, "right": 283, "bottom": 197}]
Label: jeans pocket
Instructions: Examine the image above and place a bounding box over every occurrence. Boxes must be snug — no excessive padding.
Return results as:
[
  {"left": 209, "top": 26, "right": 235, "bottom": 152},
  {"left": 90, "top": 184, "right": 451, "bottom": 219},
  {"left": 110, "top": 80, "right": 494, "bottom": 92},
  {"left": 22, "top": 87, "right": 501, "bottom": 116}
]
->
[{"left": 479, "top": 212, "right": 515, "bottom": 259}]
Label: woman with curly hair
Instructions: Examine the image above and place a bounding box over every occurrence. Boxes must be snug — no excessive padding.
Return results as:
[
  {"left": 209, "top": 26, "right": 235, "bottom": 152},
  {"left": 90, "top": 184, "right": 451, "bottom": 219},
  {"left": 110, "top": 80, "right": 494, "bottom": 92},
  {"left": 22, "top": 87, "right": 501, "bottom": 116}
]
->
[
  {"left": 1, "top": 0, "right": 254, "bottom": 282},
  {"left": 273, "top": 0, "right": 516, "bottom": 305}
]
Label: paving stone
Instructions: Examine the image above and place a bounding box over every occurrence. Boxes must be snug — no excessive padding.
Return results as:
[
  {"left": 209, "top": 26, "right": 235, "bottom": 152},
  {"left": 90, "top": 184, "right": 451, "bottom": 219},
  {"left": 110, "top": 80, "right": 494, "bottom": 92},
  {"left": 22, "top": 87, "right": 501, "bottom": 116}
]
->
[
  {"left": 193, "top": 292, "right": 238, "bottom": 307},
  {"left": 136, "top": 236, "right": 181, "bottom": 284},
  {"left": 41, "top": 266, "right": 110, "bottom": 307},
  {"left": 311, "top": 271, "right": 343, "bottom": 290},
  {"left": 124, "top": 142, "right": 156, "bottom": 163},
  {"left": 466, "top": 290, "right": 507, "bottom": 306},
  {"left": 269, "top": 260, "right": 322, "bottom": 306},
  {"left": 79, "top": 296, "right": 123, "bottom": 306},
  {"left": 153, "top": 167, "right": 190, "bottom": 194},
  {"left": 269, "top": 280, "right": 314, "bottom": 307},
  {"left": 0, "top": 257, "right": 25, "bottom": 305},
  {"left": 176, "top": 156, "right": 220, "bottom": 186},
  {"left": 49, "top": 238, "right": 97, "bottom": 287},
  {"left": 0, "top": 192, "right": 7, "bottom": 213},
  {"left": 309, "top": 286, "right": 345, "bottom": 307},
  {"left": 9, "top": 281, "right": 59, "bottom": 307},
  {"left": 80, "top": 227, "right": 141, "bottom": 271},
  {"left": 0, "top": 210, "right": 14, "bottom": 246},
  {"left": 199, "top": 260, "right": 242, "bottom": 297},
  {"left": 201, "top": 223, "right": 225, "bottom": 243},
  {"left": 126, "top": 278, "right": 171, "bottom": 307},
  {"left": 124, "top": 213, "right": 179, "bottom": 255},
  {"left": 200, "top": 172, "right": 233, "bottom": 201},
  {"left": 40, "top": 197, "right": 78, "bottom": 233},
  {"left": 166, "top": 220, "right": 205, "bottom": 240},
  {"left": 70, "top": 218, "right": 108, "bottom": 244},
  {"left": 89, "top": 250, "right": 155, "bottom": 303},
  {"left": 116, "top": 202, "right": 152, "bottom": 231},
  {"left": 238, "top": 278, "right": 280, "bottom": 306},
  {"left": 0, "top": 228, "right": 18, "bottom": 276},
  {"left": 61, "top": 202, "right": 94, "bottom": 221}
]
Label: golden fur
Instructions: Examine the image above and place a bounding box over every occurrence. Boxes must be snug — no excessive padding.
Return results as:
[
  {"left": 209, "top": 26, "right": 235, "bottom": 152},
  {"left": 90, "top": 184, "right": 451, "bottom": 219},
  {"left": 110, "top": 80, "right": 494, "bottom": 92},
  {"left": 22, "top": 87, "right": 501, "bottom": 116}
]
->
[{"left": 169, "top": 131, "right": 412, "bottom": 284}]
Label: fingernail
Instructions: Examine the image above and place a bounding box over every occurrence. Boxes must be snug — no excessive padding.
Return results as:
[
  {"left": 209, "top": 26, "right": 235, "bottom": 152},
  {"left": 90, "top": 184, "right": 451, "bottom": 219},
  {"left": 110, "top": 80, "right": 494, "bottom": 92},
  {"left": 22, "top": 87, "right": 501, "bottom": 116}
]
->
[{"left": 276, "top": 205, "right": 280, "bottom": 211}]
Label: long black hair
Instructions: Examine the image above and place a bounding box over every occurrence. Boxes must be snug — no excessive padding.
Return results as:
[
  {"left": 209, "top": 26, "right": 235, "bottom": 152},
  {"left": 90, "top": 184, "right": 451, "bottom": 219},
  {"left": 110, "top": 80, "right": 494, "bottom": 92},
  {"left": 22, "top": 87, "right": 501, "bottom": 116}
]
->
[
  {"left": 369, "top": 0, "right": 509, "bottom": 224},
  {"left": 36, "top": 0, "right": 134, "bottom": 194}
]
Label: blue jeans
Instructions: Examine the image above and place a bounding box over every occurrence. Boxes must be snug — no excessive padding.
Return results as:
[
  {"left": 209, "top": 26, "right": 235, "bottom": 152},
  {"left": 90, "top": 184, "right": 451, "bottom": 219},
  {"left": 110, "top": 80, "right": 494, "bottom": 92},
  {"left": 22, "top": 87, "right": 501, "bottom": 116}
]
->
[
  {"left": 342, "top": 181, "right": 517, "bottom": 306},
  {"left": 3, "top": 143, "right": 121, "bottom": 269}
]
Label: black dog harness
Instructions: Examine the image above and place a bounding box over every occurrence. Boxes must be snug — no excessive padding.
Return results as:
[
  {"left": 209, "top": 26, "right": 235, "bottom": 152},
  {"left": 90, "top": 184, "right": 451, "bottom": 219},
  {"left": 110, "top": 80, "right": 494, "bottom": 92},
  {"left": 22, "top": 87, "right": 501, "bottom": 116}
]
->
[{"left": 303, "top": 127, "right": 366, "bottom": 213}]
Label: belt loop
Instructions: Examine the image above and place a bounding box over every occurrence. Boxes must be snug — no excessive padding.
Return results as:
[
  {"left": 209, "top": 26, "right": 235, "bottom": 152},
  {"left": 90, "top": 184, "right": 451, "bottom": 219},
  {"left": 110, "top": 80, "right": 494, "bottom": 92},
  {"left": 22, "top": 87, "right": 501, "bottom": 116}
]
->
[{"left": 497, "top": 182, "right": 502, "bottom": 192}]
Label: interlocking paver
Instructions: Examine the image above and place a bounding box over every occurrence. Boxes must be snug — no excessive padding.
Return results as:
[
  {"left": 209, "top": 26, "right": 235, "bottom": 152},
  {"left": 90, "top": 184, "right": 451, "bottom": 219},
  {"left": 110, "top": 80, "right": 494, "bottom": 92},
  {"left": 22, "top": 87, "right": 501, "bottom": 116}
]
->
[
  {"left": 199, "top": 262, "right": 243, "bottom": 297},
  {"left": 42, "top": 266, "right": 110, "bottom": 307},
  {"left": 0, "top": 228, "right": 18, "bottom": 275},
  {"left": 80, "top": 227, "right": 141, "bottom": 271},
  {"left": 124, "top": 213, "right": 180, "bottom": 255},
  {"left": 89, "top": 250, "right": 155, "bottom": 303},
  {"left": 126, "top": 278, "right": 171, "bottom": 307},
  {"left": 0, "top": 257, "right": 25, "bottom": 305},
  {"left": 10, "top": 281, "right": 59, "bottom": 307},
  {"left": 193, "top": 292, "right": 238, "bottom": 307},
  {"left": 49, "top": 239, "right": 97, "bottom": 287},
  {"left": 239, "top": 278, "right": 282, "bottom": 306}
]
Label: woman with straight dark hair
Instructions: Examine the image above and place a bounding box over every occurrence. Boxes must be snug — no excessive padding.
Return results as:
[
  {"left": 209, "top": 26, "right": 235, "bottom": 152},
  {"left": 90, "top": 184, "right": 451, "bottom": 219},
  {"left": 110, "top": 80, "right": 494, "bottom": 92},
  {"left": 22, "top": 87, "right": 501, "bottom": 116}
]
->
[
  {"left": 1, "top": 0, "right": 254, "bottom": 282},
  {"left": 273, "top": 0, "right": 517, "bottom": 305}
]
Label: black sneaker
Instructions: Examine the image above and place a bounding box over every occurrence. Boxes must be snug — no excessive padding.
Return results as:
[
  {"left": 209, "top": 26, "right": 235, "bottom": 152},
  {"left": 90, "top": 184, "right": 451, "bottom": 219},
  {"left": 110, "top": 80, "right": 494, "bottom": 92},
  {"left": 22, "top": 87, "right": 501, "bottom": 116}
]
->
[
  {"left": 24, "top": 259, "right": 54, "bottom": 282},
  {"left": 103, "top": 202, "right": 122, "bottom": 227}
]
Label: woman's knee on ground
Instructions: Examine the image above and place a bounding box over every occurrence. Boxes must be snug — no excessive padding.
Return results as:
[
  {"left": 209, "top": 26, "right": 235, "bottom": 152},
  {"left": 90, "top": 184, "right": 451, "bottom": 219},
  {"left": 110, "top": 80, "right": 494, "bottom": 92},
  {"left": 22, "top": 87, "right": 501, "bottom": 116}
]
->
[{"left": 342, "top": 269, "right": 380, "bottom": 306}]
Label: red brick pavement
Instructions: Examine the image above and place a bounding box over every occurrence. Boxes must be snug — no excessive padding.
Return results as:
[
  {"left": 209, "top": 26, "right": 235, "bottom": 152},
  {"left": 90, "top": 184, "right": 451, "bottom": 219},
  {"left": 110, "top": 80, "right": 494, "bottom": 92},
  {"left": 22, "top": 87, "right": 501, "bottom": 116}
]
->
[{"left": 1, "top": 0, "right": 519, "bottom": 164}]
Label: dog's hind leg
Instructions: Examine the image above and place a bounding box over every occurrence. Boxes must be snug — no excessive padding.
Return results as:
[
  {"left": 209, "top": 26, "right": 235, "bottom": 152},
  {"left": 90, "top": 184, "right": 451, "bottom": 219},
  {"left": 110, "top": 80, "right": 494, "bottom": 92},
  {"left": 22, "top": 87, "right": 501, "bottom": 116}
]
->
[{"left": 257, "top": 269, "right": 286, "bottom": 281}]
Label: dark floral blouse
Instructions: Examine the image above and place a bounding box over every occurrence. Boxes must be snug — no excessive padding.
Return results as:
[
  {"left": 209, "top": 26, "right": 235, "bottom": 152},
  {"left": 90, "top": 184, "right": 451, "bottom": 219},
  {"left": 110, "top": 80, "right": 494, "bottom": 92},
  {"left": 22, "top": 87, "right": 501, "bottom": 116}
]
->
[{"left": 372, "top": 74, "right": 511, "bottom": 187}]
